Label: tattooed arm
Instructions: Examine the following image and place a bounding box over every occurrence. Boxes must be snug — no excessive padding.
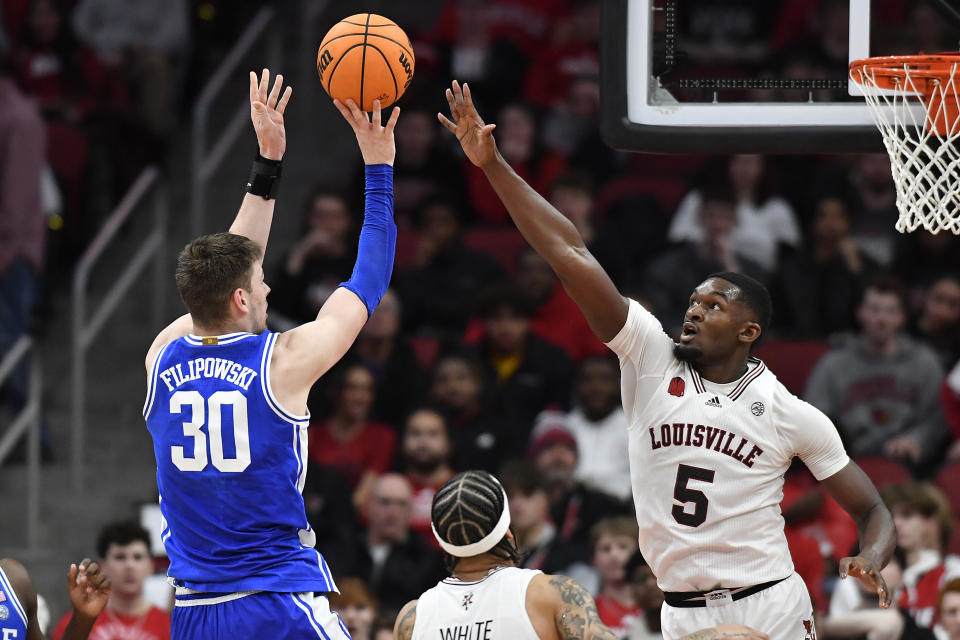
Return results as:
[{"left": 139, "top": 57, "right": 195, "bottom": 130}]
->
[
  {"left": 394, "top": 600, "right": 417, "bottom": 640},
  {"left": 680, "top": 624, "right": 770, "bottom": 640},
  {"left": 545, "top": 575, "right": 619, "bottom": 640},
  {"left": 526, "top": 574, "right": 768, "bottom": 640}
]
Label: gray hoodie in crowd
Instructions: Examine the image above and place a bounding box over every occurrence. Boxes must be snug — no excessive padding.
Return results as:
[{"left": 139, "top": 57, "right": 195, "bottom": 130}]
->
[{"left": 804, "top": 335, "right": 949, "bottom": 463}]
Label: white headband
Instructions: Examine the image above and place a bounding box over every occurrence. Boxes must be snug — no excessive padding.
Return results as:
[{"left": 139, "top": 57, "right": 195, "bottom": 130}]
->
[{"left": 431, "top": 487, "right": 511, "bottom": 558}]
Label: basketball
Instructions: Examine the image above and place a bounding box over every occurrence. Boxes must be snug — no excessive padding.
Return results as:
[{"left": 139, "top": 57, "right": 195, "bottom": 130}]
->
[{"left": 317, "top": 13, "right": 415, "bottom": 112}]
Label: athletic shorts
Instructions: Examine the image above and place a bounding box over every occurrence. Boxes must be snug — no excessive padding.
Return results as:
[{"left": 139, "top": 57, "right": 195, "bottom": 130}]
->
[
  {"left": 172, "top": 590, "right": 352, "bottom": 640},
  {"left": 660, "top": 573, "right": 816, "bottom": 640}
]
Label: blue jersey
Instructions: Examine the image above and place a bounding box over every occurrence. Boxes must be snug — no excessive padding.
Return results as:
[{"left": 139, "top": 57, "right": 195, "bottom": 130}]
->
[
  {"left": 0, "top": 566, "right": 29, "bottom": 639},
  {"left": 144, "top": 331, "right": 337, "bottom": 593}
]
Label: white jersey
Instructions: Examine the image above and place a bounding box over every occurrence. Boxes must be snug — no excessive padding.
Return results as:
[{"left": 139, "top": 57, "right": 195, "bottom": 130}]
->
[
  {"left": 412, "top": 567, "right": 542, "bottom": 640},
  {"left": 606, "top": 300, "right": 849, "bottom": 592}
]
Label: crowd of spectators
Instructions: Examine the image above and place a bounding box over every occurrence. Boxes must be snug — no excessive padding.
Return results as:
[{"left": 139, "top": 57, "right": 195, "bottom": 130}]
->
[
  {"left": 10, "top": 0, "right": 960, "bottom": 638},
  {"left": 266, "top": 1, "right": 960, "bottom": 637}
]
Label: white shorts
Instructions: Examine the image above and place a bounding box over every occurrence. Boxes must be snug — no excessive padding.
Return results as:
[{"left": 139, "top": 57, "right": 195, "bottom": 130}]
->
[{"left": 660, "top": 573, "right": 816, "bottom": 640}]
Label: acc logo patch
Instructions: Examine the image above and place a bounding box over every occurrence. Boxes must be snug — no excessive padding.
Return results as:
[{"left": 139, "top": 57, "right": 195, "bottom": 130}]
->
[
  {"left": 0, "top": 604, "right": 9, "bottom": 620},
  {"left": 751, "top": 401, "right": 765, "bottom": 416}
]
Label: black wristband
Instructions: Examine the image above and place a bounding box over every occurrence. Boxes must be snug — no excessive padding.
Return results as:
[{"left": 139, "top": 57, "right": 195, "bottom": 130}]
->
[{"left": 246, "top": 151, "right": 283, "bottom": 200}]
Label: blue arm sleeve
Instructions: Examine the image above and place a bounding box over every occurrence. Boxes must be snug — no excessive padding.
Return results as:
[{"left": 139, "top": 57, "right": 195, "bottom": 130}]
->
[{"left": 339, "top": 164, "right": 396, "bottom": 317}]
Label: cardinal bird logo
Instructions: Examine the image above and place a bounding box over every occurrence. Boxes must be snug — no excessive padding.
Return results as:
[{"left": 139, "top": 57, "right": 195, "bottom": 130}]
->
[
  {"left": 668, "top": 377, "right": 685, "bottom": 397},
  {"left": 802, "top": 619, "right": 817, "bottom": 640},
  {"left": 462, "top": 593, "right": 474, "bottom": 611}
]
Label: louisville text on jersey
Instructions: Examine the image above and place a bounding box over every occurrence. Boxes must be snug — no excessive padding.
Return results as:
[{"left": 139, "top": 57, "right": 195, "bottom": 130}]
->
[
  {"left": 158, "top": 357, "right": 259, "bottom": 392},
  {"left": 649, "top": 423, "right": 764, "bottom": 468}
]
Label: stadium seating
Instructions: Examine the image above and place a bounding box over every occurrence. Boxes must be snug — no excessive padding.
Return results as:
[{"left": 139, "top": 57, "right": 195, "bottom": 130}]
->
[{"left": 752, "top": 340, "right": 829, "bottom": 396}]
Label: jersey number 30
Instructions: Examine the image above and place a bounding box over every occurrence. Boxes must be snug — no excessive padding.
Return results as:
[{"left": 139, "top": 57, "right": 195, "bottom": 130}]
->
[
  {"left": 672, "top": 464, "right": 715, "bottom": 527},
  {"left": 170, "top": 390, "right": 251, "bottom": 473}
]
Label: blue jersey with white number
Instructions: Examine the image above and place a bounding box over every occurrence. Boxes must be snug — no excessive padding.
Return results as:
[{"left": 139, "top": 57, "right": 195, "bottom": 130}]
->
[
  {"left": 0, "top": 565, "right": 29, "bottom": 638},
  {"left": 144, "top": 331, "right": 337, "bottom": 593}
]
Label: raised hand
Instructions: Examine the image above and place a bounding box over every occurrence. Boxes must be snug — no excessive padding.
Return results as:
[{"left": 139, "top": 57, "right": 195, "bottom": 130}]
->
[
  {"left": 249, "top": 68, "right": 293, "bottom": 161},
  {"left": 438, "top": 80, "right": 498, "bottom": 168},
  {"left": 333, "top": 98, "right": 400, "bottom": 166},
  {"left": 67, "top": 558, "right": 111, "bottom": 621},
  {"left": 840, "top": 551, "right": 892, "bottom": 608}
]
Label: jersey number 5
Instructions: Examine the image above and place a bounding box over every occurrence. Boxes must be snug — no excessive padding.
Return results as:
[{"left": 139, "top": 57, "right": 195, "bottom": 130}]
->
[
  {"left": 672, "top": 464, "right": 715, "bottom": 527},
  {"left": 170, "top": 390, "right": 251, "bottom": 473}
]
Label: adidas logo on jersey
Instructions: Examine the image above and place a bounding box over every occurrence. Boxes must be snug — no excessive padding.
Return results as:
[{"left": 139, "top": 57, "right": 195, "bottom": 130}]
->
[{"left": 705, "top": 396, "right": 722, "bottom": 408}]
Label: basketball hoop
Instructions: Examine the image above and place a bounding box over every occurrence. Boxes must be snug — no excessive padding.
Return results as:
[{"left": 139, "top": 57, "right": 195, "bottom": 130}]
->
[{"left": 850, "top": 54, "right": 960, "bottom": 234}]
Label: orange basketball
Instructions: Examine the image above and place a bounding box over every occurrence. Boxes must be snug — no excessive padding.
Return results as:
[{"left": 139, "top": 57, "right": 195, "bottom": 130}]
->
[{"left": 317, "top": 13, "right": 415, "bottom": 112}]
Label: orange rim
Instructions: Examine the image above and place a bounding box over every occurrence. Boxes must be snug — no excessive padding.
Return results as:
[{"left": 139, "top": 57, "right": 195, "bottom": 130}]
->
[{"left": 850, "top": 54, "right": 960, "bottom": 93}]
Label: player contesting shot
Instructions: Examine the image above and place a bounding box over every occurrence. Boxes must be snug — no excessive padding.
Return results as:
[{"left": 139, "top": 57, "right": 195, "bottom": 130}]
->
[
  {"left": 143, "top": 69, "right": 398, "bottom": 639},
  {"left": 439, "top": 80, "right": 897, "bottom": 639},
  {"left": 1, "top": 557, "right": 111, "bottom": 640},
  {"left": 394, "top": 470, "right": 768, "bottom": 640}
]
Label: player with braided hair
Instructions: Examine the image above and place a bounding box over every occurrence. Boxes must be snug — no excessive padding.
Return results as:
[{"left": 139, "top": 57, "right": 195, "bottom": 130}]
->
[{"left": 394, "top": 470, "right": 767, "bottom": 640}]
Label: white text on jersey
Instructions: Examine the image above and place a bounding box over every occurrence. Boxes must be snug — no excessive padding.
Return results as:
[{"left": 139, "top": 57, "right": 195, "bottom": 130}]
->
[{"left": 159, "top": 358, "right": 259, "bottom": 392}]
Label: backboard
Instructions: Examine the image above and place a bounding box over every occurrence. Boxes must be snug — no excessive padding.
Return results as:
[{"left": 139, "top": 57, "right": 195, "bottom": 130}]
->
[{"left": 601, "top": 0, "right": 960, "bottom": 153}]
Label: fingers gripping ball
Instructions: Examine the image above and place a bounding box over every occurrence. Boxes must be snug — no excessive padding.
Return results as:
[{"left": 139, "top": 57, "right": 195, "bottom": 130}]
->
[{"left": 317, "top": 13, "right": 415, "bottom": 112}]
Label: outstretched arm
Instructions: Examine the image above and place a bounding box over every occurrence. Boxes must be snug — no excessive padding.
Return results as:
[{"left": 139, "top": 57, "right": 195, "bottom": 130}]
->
[
  {"left": 146, "top": 68, "right": 292, "bottom": 371},
  {"left": 229, "top": 68, "right": 292, "bottom": 252},
  {"left": 439, "top": 81, "right": 627, "bottom": 342},
  {"left": 271, "top": 98, "right": 399, "bottom": 408},
  {"left": 821, "top": 460, "right": 896, "bottom": 608}
]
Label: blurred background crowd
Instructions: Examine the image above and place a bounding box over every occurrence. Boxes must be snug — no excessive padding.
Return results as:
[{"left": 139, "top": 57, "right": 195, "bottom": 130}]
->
[{"left": 4, "top": 0, "right": 960, "bottom": 639}]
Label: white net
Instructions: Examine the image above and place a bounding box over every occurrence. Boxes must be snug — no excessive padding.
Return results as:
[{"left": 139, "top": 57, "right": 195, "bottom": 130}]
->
[{"left": 851, "top": 60, "right": 960, "bottom": 234}]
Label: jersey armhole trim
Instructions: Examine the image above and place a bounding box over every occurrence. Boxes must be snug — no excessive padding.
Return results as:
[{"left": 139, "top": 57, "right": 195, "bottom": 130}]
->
[
  {"left": 260, "top": 332, "right": 311, "bottom": 424},
  {"left": 518, "top": 571, "right": 543, "bottom": 640},
  {"left": 0, "top": 566, "right": 30, "bottom": 628},
  {"left": 143, "top": 341, "right": 172, "bottom": 419}
]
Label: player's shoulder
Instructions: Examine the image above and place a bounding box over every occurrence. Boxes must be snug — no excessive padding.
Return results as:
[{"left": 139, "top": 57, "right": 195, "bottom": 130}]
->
[
  {"left": 0, "top": 558, "right": 35, "bottom": 610},
  {"left": 0, "top": 558, "right": 28, "bottom": 584},
  {"left": 395, "top": 599, "right": 419, "bottom": 640},
  {"left": 529, "top": 573, "right": 590, "bottom": 608}
]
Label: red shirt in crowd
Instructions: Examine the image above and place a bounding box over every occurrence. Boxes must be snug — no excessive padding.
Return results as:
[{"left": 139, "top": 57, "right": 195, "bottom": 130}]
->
[
  {"left": 595, "top": 593, "right": 640, "bottom": 638},
  {"left": 407, "top": 473, "right": 454, "bottom": 549},
  {"left": 781, "top": 473, "right": 857, "bottom": 565},
  {"left": 464, "top": 282, "right": 606, "bottom": 363},
  {"left": 465, "top": 154, "right": 566, "bottom": 225},
  {"left": 429, "top": 0, "right": 571, "bottom": 54},
  {"left": 785, "top": 526, "right": 827, "bottom": 613},
  {"left": 308, "top": 420, "right": 396, "bottom": 490},
  {"left": 53, "top": 606, "right": 170, "bottom": 640},
  {"left": 900, "top": 563, "right": 948, "bottom": 629}
]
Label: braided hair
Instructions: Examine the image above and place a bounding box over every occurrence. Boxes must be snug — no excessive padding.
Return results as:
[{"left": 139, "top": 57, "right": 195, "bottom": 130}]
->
[{"left": 431, "top": 470, "right": 521, "bottom": 572}]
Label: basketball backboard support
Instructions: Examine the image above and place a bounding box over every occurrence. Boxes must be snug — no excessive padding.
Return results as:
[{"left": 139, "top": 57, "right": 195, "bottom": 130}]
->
[{"left": 600, "top": 0, "right": 960, "bottom": 153}]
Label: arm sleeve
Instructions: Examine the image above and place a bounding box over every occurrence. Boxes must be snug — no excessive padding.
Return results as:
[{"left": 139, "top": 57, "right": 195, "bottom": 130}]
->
[
  {"left": 339, "top": 164, "right": 396, "bottom": 317},
  {"left": 775, "top": 384, "right": 850, "bottom": 481},
  {"left": 604, "top": 298, "right": 676, "bottom": 374}
]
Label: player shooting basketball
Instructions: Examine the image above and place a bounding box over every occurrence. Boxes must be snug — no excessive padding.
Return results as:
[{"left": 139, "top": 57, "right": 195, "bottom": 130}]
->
[
  {"left": 394, "top": 470, "right": 767, "bottom": 640},
  {"left": 143, "top": 69, "right": 398, "bottom": 639},
  {"left": 439, "top": 80, "right": 896, "bottom": 639}
]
